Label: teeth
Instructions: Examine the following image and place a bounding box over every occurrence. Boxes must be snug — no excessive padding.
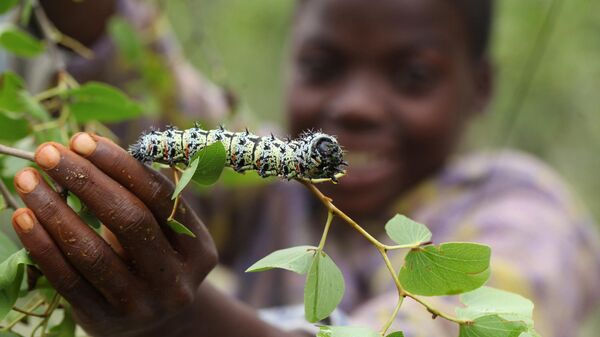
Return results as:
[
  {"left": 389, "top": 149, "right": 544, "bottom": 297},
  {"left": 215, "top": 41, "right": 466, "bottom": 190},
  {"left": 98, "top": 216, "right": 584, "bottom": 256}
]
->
[{"left": 345, "top": 151, "right": 384, "bottom": 167}]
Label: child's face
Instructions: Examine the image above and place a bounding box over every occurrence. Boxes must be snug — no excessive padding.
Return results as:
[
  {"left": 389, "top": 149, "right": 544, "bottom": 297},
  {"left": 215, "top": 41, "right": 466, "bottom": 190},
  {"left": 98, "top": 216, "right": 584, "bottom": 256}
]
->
[{"left": 286, "top": 0, "right": 491, "bottom": 217}]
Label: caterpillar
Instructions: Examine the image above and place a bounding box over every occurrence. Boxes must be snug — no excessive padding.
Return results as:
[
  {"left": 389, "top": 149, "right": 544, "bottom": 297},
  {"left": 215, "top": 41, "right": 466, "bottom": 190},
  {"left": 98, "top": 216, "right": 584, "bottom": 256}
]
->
[{"left": 128, "top": 124, "right": 346, "bottom": 181}]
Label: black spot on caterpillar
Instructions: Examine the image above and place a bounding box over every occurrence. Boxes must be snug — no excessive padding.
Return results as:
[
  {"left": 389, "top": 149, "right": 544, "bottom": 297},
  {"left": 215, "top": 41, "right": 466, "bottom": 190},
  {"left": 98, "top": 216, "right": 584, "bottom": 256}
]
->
[{"left": 128, "top": 124, "right": 346, "bottom": 181}]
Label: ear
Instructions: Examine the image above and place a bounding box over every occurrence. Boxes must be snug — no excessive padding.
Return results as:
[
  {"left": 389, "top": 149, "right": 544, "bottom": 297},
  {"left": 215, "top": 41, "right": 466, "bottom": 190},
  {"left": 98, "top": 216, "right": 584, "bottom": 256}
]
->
[{"left": 472, "top": 57, "right": 494, "bottom": 115}]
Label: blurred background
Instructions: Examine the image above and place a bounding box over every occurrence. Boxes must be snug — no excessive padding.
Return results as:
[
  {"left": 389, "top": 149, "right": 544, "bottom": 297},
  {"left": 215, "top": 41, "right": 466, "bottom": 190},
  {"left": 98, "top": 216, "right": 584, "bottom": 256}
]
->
[
  {"left": 162, "top": 0, "right": 600, "bottom": 224},
  {"left": 0, "top": 0, "right": 598, "bottom": 334},
  {"left": 160, "top": 1, "right": 600, "bottom": 332}
]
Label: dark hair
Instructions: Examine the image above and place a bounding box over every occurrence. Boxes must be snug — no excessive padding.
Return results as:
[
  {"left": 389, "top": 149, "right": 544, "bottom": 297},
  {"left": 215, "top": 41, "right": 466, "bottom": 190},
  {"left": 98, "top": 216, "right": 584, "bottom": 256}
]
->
[
  {"left": 455, "top": 0, "right": 495, "bottom": 59},
  {"left": 295, "top": 0, "right": 495, "bottom": 60}
]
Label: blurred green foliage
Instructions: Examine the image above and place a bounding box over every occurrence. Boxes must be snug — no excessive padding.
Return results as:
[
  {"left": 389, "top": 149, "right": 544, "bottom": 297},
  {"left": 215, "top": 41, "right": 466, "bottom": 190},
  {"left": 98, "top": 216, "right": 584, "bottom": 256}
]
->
[{"left": 165, "top": 0, "right": 600, "bottom": 224}]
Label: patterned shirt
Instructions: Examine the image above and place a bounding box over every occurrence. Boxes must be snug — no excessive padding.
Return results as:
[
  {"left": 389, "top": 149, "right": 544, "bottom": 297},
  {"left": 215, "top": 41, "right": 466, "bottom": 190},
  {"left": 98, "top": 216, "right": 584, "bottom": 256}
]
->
[{"left": 212, "top": 150, "right": 600, "bottom": 337}]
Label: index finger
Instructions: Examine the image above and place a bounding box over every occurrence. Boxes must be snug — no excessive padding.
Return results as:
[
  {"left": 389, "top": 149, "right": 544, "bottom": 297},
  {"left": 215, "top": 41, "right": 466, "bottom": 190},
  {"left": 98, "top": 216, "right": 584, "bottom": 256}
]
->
[
  {"left": 70, "top": 133, "right": 216, "bottom": 269},
  {"left": 34, "top": 142, "right": 183, "bottom": 285}
]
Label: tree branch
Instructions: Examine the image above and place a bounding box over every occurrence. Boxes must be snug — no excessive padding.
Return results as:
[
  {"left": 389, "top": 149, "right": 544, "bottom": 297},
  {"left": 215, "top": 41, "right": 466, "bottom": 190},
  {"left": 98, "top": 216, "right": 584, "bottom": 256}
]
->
[
  {"left": 0, "top": 179, "right": 19, "bottom": 210},
  {"left": 0, "top": 144, "right": 35, "bottom": 161}
]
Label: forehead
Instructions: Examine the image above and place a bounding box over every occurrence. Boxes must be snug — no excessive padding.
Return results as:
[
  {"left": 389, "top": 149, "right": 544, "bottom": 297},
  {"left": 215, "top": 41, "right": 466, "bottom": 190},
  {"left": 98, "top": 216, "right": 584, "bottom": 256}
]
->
[{"left": 293, "top": 0, "right": 467, "bottom": 55}]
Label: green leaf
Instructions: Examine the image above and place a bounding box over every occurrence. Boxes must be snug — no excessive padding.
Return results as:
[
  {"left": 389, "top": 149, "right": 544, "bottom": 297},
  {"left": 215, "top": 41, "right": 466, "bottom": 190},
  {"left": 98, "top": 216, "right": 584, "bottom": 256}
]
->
[
  {"left": 190, "top": 141, "right": 227, "bottom": 186},
  {"left": 304, "top": 251, "right": 345, "bottom": 323},
  {"left": 399, "top": 242, "right": 491, "bottom": 296},
  {"left": 385, "top": 214, "right": 432, "bottom": 247},
  {"left": 0, "top": 113, "right": 29, "bottom": 141},
  {"left": 0, "top": 0, "right": 19, "bottom": 14},
  {"left": 246, "top": 246, "right": 317, "bottom": 274},
  {"left": 459, "top": 315, "right": 528, "bottom": 337},
  {"left": 0, "top": 249, "right": 34, "bottom": 320},
  {"left": 48, "top": 306, "right": 76, "bottom": 337},
  {"left": 317, "top": 326, "right": 380, "bottom": 337},
  {"left": 386, "top": 332, "right": 405, "bottom": 337},
  {"left": 19, "top": 90, "right": 50, "bottom": 121},
  {"left": 0, "top": 72, "right": 26, "bottom": 112},
  {"left": 0, "top": 230, "right": 18, "bottom": 262},
  {"left": 457, "top": 287, "right": 534, "bottom": 326},
  {"left": 65, "top": 82, "right": 143, "bottom": 122},
  {"left": 172, "top": 142, "right": 226, "bottom": 199},
  {"left": 0, "top": 331, "right": 21, "bottom": 337},
  {"left": 167, "top": 219, "right": 196, "bottom": 238},
  {"left": 67, "top": 193, "right": 82, "bottom": 213},
  {"left": 108, "top": 16, "right": 144, "bottom": 64},
  {"left": 0, "top": 24, "right": 44, "bottom": 57}
]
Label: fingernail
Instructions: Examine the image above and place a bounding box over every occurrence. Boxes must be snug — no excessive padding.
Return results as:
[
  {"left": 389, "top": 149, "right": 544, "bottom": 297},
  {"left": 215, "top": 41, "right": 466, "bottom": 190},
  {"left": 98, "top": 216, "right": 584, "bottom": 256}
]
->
[
  {"left": 71, "top": 133, "right": 97, "bottom": 157},
  {"left": 15, "top": 168, "right": 39, "bottom": 193},
  {"left": 36, "top": 144, "right": 61, "bottom": 169},
  {"left": 13, "top": 210, "right": 34, "bottom": 233}
]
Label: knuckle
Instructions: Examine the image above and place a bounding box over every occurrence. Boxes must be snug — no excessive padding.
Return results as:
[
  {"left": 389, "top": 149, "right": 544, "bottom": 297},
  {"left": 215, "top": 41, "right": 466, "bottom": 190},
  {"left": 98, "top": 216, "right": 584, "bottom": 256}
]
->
[
  {"left": 80, "top": 243, "right": 108, "bottom": 275},
  {"left": 35, "top": 199, "right": 58, "bottom": 222},
  {"left": 62, "top": 164, "right": 93, "bottom": 192},
  {"left": 31, "top": 242, "right": 55, "bottom": 261},
  {"left": 114, "top": 204, "right": 153, "bottom": 234},
  {"left": 160, "top": 283, "right": 195, "bottom": 311},
  {"left": 55, "top": 272, "right": 83, "bottom": 294}
]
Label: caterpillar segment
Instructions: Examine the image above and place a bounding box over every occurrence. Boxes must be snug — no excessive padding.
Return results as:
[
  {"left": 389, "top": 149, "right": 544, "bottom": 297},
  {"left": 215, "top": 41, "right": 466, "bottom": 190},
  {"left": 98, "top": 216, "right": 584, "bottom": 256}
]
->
[{"left": 129, "top": 125, "right": 346, "bottom": 181}]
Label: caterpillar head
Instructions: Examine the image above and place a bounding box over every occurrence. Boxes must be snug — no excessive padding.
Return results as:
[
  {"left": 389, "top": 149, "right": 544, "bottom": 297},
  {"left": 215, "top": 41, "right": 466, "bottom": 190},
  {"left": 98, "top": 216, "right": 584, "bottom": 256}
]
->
[
  {"left": 307, "top": 133, "right": 345, "bottom": 180},
  {"left": 128, "top": 131, "right": 161, "bottom": 163}
]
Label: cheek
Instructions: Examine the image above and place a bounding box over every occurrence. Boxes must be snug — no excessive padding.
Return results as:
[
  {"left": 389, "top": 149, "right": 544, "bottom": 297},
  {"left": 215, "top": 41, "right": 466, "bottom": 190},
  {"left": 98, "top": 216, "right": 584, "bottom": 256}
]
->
[{"left": 397, "top": 81, "right": 472, "bottom": 148}]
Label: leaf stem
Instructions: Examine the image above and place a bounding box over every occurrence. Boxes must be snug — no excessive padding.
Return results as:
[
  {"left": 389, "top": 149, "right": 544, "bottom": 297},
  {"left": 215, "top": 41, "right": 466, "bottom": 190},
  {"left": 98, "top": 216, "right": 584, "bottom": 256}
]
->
[
  {"left": 317, "top": 210, "right": 334, "bottom": 251},
  {"left": 0, "top": 178, "right": 19, "bottom": 210},
  {"left": 402, "top": 292, "right": 467, "bottom": 324},
  {"left": 0, "top": 144, "right": 35, "bottom": 161},
  {"left": 1, "top": 299, "right": 45, "bottom": 332},
  {"left": 10, "top": 306, "right": 47, "bottom": 318},
  {"left": 300, "top": 181, "right": 386, "bottom": 249},
  {"left": 379, "top": 295, "right": 404, "bottom": 336},
  {"left": 300, "top": 181, "right": 470, "bottom": 326},
  {"left": 167, "top": 169, "right": 181, "bottom": 221}
]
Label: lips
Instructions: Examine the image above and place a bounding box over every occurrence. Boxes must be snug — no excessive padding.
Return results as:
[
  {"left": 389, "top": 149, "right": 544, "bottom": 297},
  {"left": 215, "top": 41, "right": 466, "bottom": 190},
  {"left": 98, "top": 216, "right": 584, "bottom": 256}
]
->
[{"left": 340, "top": 150, "right": 398, "bottom": 188}]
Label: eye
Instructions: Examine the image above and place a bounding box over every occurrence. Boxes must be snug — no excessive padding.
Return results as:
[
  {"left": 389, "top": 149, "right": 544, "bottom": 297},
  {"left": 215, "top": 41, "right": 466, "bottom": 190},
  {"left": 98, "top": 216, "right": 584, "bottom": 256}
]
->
[
  {"left": 296, "top": 50, "right": 342, "bottom": 85},
  {"left": 392, "top": 62, "right": 438, "bottom": 96}
]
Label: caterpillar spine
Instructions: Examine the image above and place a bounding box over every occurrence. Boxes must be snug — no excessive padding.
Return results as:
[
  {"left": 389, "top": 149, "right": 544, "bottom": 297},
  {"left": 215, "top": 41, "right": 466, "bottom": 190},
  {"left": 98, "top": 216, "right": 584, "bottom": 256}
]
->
[{"left": 129, "top": 125, "right": 346, "bottom": 181}]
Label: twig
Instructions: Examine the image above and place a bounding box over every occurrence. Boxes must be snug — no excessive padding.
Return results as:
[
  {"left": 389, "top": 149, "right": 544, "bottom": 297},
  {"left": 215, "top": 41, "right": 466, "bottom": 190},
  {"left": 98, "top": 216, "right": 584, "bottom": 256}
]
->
[
  {"left": 33, "top": 1, "right": 65, "bottom": 72},
  {"left": 300, "top": 181, "right": 469, "bottom": 325},
  {"left": 0, "top": 144, "right": 35, "bottom": 161},
  {"left": 0, "top": 179, "right": 19, "bottom": 210},
  {"left": 1, "top": 299, "right": 45, "bottom": 331},
  {"left": 11, "top": 306, "right": 47, "bottom": 318},
  {"left": 167, "top": 169, "right": 181, "bottom": 221},
  {"left": 317, "top": 210, "right": 334, "bottom": 251}
]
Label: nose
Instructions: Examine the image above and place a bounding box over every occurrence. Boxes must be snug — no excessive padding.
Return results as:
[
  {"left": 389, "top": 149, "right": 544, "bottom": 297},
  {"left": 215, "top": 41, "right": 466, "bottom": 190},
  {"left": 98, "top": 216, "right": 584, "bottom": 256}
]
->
[{"left": 327, "top": 71, "right": 388, "bottom": 131}]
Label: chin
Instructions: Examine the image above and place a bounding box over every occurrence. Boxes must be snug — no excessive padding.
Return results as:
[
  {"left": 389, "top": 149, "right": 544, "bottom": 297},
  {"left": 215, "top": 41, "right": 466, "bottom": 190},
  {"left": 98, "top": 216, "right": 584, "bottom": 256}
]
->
[{"left": 322, "top": 173, "right": 402, "bottom": 220}]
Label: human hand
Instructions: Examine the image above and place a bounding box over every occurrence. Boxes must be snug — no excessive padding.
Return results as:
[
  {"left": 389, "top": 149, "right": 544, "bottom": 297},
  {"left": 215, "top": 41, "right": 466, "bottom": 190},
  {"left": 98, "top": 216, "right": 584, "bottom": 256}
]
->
[{"left": 11, "top": 133, "right": 217, "bottom": 337}]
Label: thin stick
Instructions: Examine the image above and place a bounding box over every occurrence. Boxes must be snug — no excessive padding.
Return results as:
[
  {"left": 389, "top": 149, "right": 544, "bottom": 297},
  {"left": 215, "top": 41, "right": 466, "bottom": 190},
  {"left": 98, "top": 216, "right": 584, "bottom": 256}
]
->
[
  {"left": 10, "top": 306, "right": 47, "bottom": 318},
  {"left": 167, "top": 169, "right": 181, "bottom": 221},
  {"left": 301, "top": 181, "right": 469, "bottom": 325},
  {"left": 0, "top": 179, "right": 19, "bottom": 210},
  {"left": 33, "top": 2, "right": 65, "bottom": 72},
  {"left": 0, "top": 144, "right": 35, "bottom": 161}
]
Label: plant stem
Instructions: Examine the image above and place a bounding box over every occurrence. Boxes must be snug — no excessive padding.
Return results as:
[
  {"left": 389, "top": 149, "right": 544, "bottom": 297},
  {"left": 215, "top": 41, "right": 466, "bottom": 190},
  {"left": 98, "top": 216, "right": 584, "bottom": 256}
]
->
[
  {"left": 1, "top": 299, "right": 45, "bottom": 331},
  {"left": 300, "top": 181, "right": 470, "bottom": 326},
  {"left": 0, "top": 179, "right": 19, "bottom": 210},
  {"left": 377, "top": 248, "right": 405, "bottom": 296},
  {"left": 11, "top": 306, "right": 47, "bottom": 318},
  {"left": 167, "top": 169, "right": 181, "bottom": 221},
  {"left": 379, "top": 295, "right": 404, "bottom": 336},
  {"left": 317, "top": 210, "right": 334, "bottom": 251},
  {"left": 32, "top": 1, "right": 65, "bottom": 72},
  {"left": 0, "top": 144, "right": 35, "bottom": 161},
  {"left": 300, "top": 181, "right": 385, "bottom": 249},
  {"left": 402, "top": 292, "right": 467, "bottom": 324}
]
